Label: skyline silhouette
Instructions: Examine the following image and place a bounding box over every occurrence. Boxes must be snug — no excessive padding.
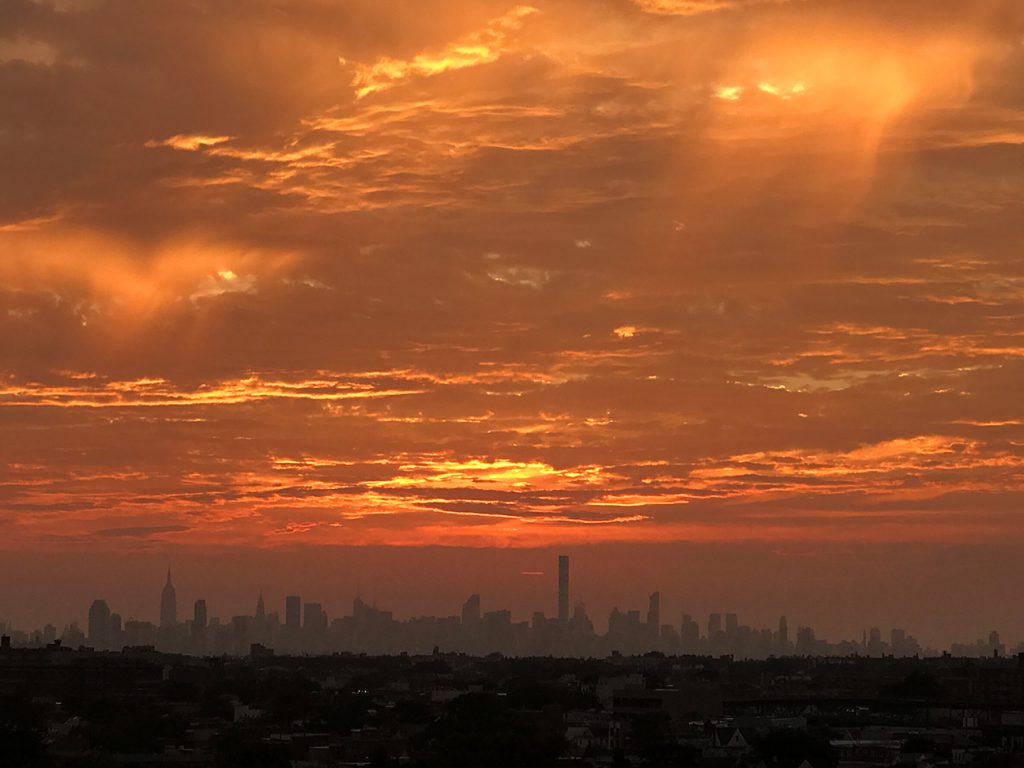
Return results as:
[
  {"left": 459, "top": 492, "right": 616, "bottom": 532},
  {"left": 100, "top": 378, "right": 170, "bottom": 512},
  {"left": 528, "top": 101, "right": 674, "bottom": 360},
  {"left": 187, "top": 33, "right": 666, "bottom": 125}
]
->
[{"left": 2, "top": 555, "right": 1019, "bottom": 659}]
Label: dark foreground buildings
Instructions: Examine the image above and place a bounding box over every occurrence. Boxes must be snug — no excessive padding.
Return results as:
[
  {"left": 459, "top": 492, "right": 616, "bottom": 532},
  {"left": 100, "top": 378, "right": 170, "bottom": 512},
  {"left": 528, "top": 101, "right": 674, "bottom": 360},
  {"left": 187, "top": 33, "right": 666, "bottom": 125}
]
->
[{"left": 1, "top": 639, "right": 1024, "bottom": 767}]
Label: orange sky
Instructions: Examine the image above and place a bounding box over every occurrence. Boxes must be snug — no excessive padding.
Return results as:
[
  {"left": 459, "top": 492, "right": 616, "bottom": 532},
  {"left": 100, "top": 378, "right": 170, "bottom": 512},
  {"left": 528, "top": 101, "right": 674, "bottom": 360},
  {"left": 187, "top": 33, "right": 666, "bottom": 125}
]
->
[{"left": 1, "top": 0, "right": 1024, "bottom": 600}]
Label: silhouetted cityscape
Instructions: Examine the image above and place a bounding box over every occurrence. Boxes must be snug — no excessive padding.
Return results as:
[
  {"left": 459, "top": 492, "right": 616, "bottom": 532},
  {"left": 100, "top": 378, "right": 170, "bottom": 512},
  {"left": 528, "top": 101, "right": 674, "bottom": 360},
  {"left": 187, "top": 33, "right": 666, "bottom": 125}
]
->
[{"left": 2, "top": 556, "right": 1018, "bottom": 660}]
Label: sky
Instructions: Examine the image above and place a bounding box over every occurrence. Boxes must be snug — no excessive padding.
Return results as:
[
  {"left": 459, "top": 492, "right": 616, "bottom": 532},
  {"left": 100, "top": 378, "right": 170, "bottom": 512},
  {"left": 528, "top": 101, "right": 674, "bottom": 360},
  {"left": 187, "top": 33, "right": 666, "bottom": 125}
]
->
[{"left": 1, "top": 0, "right": 1023, "bottom": 640}]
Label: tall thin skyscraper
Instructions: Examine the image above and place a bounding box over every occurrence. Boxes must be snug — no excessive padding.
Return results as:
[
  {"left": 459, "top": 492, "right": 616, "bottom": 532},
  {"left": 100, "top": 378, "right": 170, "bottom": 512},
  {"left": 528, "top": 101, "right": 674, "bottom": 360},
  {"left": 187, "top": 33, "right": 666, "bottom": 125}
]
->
[
  {"left": 558, "top": 555, "right": 569, "bottom": 624},
  {"left": 778, "top": 615, "right": 789, "bottom": 649},
  {"left": 647, "top": 592, "right": 660, "bottom": 632},
  {"left": 160, "top": 570, "right": 177, "bottom": 628},
  {"left": 708, "top": 612, "right": 722, "bottom": 639},
  {"left": 255, "top": 592, "right": 266, "bottom": 622},
  {"left": 643, "top": 593, "right": 659, "bottom": 626}
]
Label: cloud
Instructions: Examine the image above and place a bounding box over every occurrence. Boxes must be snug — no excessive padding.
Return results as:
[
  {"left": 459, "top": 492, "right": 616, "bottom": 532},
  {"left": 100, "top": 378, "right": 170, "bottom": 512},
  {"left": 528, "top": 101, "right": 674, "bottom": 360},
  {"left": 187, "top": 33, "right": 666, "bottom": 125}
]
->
[
  {"left": 95, "top": 525, "right": 191, "bottom": 538},
  {"left": 350, "top": 5, "right": 539, "bottom": 98},
  {"left": 145, "top": 134, "right": 234, "bottom": 152},
  {"left": 632, "top": 0, "right": 793, "bottom": 15},
  {"left": 1, "top": 0, "right": 1023, "bottom": 553}
]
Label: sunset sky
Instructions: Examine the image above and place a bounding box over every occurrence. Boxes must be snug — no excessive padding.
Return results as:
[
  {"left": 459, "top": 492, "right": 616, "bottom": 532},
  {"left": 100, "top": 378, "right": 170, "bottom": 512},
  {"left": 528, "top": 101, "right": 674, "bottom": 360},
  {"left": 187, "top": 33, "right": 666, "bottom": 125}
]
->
[{"left": 2, "top": 0, "right": 1023, "bottom": 639}]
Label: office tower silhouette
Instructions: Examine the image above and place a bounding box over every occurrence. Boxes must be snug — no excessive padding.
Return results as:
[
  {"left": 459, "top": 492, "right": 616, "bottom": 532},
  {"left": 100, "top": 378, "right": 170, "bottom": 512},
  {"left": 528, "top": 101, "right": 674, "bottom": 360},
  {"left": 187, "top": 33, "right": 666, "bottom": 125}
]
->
[
  {"left": 304, "top": 602, "right": 327, "bottom": 632},
  {"left": 725, "top": 612, "right": 738, "bottom": 636},
  {"left": 681, "top": 614, "right": 700, "bottom": 650},
  {"left": 461, "top": 594, "right": 481, "bottom": 625},
  {"left": 88, "top": 599, "right": 111, "bottom": 650},
  {"left": 285, "top": 596, "right": 302, "bottom": 632},
  {"left": 647, "top": 592, "right": 660, "bottom": 634},
  {"left": 558, "top": 555, "right": 569, "bottom": 624},
  {"left": 708, "top": 613, "right": 722, "bottom": 640},
  {"left": 160, "top": 570, "right": 177, "bottom": 628}
]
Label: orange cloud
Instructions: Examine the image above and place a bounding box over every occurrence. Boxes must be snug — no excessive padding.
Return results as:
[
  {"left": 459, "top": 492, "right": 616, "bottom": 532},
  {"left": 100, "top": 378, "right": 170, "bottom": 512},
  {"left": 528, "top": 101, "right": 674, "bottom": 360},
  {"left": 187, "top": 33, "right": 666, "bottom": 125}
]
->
[
  {"left": 350, "top": 5, "right": 538, "bottom": 99},
  {"left": 633, "top": 0, "right": 793, "bottom": 15}
]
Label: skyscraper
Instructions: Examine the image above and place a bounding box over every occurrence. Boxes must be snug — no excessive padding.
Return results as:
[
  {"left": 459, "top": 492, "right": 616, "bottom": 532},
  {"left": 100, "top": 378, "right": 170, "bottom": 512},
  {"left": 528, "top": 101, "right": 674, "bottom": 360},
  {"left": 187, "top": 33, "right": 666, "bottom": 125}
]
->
[
  {"left": 708, "top": 612, "right": 722, "bottom": 640},
  {"left": 646, "top": 592, "right": 660, "bottom": 633},
  {"left": 160, "top": 570, "right": 177, "bottom": 628},
  {"left": 681, "top": 614, "right": 700, "bottom": 649},
  {"left": 285, "top": 595, "right": 301, "bottom": 632},
  {"left": 304, "top": 602, "right": 327, "bottom": 632},
  {"left": 255, "top": 592, "right": 266, "bottom": 623},
  {"left": 778, "top": 615, "right": 789, "bottom": 649},
  {"left": 88, "top": 599, "right": 111, "bottom": 650},
  {"left": 725, "top": 612, "right": 738, "bottom": 636},
  {"left": 461, "top": 594, "right": 481, "bottom": 625},
  {"left": 558, "top": 555, "right": 569, "bottom": 624},
  {"left": 193, "top": 599, "right": 207, "bottom": 631}
]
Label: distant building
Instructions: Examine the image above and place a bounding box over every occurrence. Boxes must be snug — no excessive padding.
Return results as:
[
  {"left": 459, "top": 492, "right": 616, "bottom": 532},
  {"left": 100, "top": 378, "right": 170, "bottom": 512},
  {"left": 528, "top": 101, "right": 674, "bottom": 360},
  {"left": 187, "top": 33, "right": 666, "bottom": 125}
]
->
[
  {"left": 194, "top": 599, "right": 207, "bottom": 630},
  {"left": 558, "top": 555, "right": 570, "bottom": 624},
  {"left": 725, "top": 613, "right": 738, "bottom": 636},
  {"left": 285, "top": 596, "right": 302, "bottom": 632},
  {"left": 124, "top": 620, "right": 157, "bottom": 648},
  {"left": 868, "top": 627, "right": 883, "bottom": 655},
  {"left": 304, "top": 602, "right": 327, "bottom": 632},
  {"left": 891, "top": 628, "right": 906, "bottom": 655},
  {"left": 87, "top": 600, "right": 111, "bottom": 650},
  {"left": 797, "top": 626, "right": 818, "bottom": 654},
  {"left": 255, "top": 593, "right": 265, "bottom": 622},
  {"left": 681, "top": 614, "right": 700, "bottom": 650},
  {"left": 989, "top": 630, "right": 1004, "bottom": 657},
  {"left": 230, "top": 615, "right": 252, "bottom": 655},
  {"left": 160, "top": 570, "right": 177, "bottom": 628},
  {"left": 708, "top": 613, "right": 722, "bottom": 640},
  {"left": 646, "top": 592, "right": 660, "bottom": 635},
  {"left": 62, "top": 622, "right": 86, "bottom": 648},
  {"left": 571, "top": 602, "right": 594, "bottom": 637},
  {"left": 462, "top": 594, "right": 481, "bottom": 625}
]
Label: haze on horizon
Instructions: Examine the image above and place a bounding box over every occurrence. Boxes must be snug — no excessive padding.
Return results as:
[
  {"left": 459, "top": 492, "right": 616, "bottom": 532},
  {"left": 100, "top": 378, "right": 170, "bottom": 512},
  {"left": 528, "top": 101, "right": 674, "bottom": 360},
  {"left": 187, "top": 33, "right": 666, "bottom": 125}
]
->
[{"left": 1, "top": 1, "right": 1023, "bottom": 640}]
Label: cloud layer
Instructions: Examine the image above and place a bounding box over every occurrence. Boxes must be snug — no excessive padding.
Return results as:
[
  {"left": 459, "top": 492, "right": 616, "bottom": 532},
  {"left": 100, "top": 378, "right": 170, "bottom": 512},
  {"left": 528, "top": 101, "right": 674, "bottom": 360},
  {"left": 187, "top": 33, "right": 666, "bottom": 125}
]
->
[{"left": 1, "top": 0, "right": 1023, "bottom": 551}]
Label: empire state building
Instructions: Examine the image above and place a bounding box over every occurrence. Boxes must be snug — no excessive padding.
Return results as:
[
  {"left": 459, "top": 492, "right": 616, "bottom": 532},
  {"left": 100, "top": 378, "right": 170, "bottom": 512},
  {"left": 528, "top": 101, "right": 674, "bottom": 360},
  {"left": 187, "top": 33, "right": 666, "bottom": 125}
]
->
[{"left": 160, "top": 570, "right": 177, "bottom": 628}]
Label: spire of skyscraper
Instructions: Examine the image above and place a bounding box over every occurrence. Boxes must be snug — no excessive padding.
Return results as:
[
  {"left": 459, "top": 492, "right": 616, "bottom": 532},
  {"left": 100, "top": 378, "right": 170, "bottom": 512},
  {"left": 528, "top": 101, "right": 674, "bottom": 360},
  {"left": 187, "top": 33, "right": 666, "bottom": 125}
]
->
[{"left": 160, "top": 569, "right": 177, "bottom": 628}]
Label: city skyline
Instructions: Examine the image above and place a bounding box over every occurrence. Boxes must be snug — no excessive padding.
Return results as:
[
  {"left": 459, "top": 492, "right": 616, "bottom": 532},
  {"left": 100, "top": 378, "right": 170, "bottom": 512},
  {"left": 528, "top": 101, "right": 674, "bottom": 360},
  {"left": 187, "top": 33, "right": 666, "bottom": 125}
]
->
[{"left": 2, "top": 555, "right": 1020, "bottom": 658}]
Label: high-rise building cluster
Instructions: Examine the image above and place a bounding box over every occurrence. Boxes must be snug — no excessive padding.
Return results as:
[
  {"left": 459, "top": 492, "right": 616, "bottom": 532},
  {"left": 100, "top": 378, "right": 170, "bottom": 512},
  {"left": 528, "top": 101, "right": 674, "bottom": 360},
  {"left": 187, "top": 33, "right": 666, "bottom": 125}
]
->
[{"left": 1, "top": 556, "right": 1017, "bottom": 659}]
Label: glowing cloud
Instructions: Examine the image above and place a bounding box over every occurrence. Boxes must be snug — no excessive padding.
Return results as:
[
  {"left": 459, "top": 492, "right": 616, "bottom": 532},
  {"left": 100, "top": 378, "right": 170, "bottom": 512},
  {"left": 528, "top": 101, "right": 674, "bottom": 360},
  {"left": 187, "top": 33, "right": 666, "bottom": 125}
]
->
[
  {"left": 351, "top": 5, "right": 538, "bottom": 98},
  {"left": 146, "top": 134, "right": 234, "bottom": 151},
  {"left": 633, "top": 0, "right": 794, "bottom": 15}
]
